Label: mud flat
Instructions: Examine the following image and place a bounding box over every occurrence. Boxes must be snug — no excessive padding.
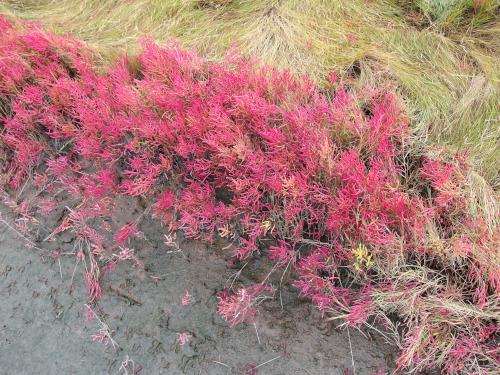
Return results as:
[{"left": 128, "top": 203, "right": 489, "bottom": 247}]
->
[{"left": 0, "top": 202, "right": 395, "bottom": 374}]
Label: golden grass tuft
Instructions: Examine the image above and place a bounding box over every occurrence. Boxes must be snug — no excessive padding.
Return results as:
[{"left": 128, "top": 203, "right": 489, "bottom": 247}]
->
[{"left": 1, "top": 0, "right": 499, "bottom": 184}]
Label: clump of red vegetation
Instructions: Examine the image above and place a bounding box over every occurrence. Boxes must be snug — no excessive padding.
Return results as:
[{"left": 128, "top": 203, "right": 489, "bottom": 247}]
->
[{"left": 0, "top": 16, "right": 498, "bottom": 374}]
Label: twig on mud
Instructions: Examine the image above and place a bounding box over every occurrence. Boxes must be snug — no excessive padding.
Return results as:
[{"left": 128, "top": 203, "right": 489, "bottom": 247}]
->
[
  {"left": 69, "top": 248, "right": 80, "bottom": 288},
  {"left": 279, "top": 257, "right": 293, "bottom": 310},
  {"left": 0, "top": 213, "right": 44, "bottom": 251},
  {"left": 228, "top": 261, "right": 248, "bottom": 290},
  {"left": 149, "top": 274, "right": 167, "bottom": 281},
  {"left": 221, "top": 241, "right": 235, "bottom": 251},
  {"left": 347, "top": 327, "right": 356, "bottom": 375},
  {"left": 58, "top": 258, "right": 63, "bottom": 280},
  {"left": 133, "top": 203, "right": 152, "bottom": 226},
  {"left": 338, "top": 275, "right": 357, "bottom": 375},
  {"left": 163, "top": 232, "right": 186, "bottom": 258},
  {"left": 16, "top": 176, "right": 30, "bottom": 199},
  {"left": 42, "top": 204, "right": 74, "bottom": 241},
  {"left": 84, "top": 303, "right": 119, "bottom": 349},
  {"left": 260, "top": 262, "right": 279, "bottom": 286},
  {"left": 212, "top": 360, "right": 231, "bottom": 369},
  {"left": 253, "top": 322, "right": 261, "bottom": 345},
  {"left": 212, "top": 356, "right": 280, "bottom": 372},
  {"left": 255, "top": 355, "right": 281, "bottom": 368},
  {"left": 108, "top": 285, "right": 143, "bottom": 305},
  {"left": 118, "top": 355, "right": 136, "bottom": 375},
  {"left": 43, "top": 230, "right": 57, "bottom": 242},
  {"left": 363, "top": 321, "right": 397, "bottom": 347}
]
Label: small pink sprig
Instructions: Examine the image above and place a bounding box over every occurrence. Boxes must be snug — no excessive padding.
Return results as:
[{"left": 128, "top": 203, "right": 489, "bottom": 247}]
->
[
  {"left": 181, "top": 290, "right": 193, "bottom": 306},
  {"left": 217, "top": 284, "right": 274, "bottom": 327},
  {"left": 177, "top": 332, "right": 191, "bottom": 346}
]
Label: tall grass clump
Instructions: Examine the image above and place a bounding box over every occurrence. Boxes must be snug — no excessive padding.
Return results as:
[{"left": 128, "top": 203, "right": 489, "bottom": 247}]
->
[
  {"left": 397, "top": 0, "right": 498, "bottom": 30},
  {"left": 1, "top": 0, "right": 499, "bottom": 183},
  {"left": 0, "top": 18, "right": 498, "bottom": 374}
]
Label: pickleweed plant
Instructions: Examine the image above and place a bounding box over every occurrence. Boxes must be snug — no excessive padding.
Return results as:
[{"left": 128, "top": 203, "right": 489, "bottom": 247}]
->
[
  {"left": 217, "top": 284, "right": 275, "bottom": 327},
  {"left": 0, "top": 16, "right": 497, "bottom": 374}
]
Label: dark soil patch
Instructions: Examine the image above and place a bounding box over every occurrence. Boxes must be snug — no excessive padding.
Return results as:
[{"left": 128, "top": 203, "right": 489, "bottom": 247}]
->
[{"left": 0, "top": 201, "right": 396, "bottom": 374}]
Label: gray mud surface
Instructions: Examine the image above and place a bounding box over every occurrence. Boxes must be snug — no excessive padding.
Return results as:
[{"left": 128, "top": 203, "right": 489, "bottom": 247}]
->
[{"left": 0, "top": 198, "right": 396, "bottom": 374}]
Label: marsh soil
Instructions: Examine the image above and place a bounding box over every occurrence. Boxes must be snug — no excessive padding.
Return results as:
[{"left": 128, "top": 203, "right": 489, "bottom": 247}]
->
[{"left": 0, "top": 199, "right": 396, "bottom": 375}]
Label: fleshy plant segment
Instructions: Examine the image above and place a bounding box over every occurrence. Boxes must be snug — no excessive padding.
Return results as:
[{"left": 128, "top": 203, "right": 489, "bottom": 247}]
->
[{"left": 0, "top": 17, "right": 498, "bottom": 374}]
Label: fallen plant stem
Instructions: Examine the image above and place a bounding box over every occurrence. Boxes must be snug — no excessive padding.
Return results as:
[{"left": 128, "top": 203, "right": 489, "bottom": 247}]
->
[{"left": 108, "top": 286, "right": 143, "bottom": 306}]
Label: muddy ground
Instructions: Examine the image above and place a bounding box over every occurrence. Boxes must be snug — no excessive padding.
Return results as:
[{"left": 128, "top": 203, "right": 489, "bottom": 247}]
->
[{"left": 0, "top": 198, "right": 397, "bottom": 375}]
